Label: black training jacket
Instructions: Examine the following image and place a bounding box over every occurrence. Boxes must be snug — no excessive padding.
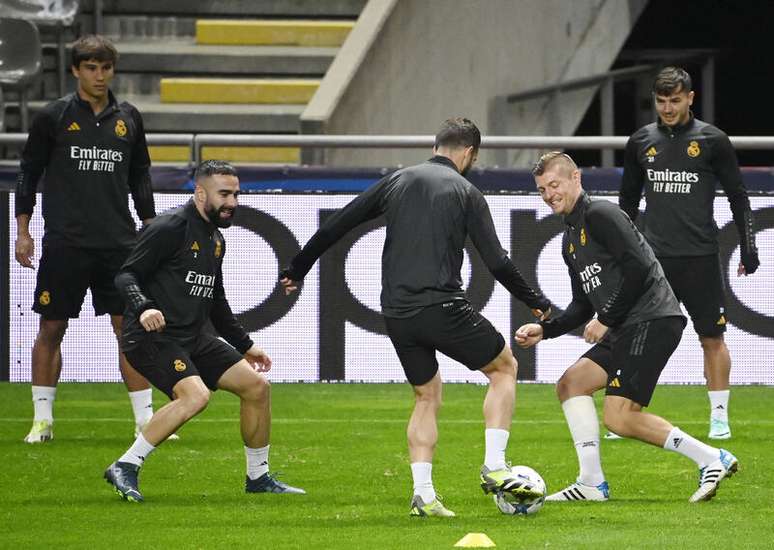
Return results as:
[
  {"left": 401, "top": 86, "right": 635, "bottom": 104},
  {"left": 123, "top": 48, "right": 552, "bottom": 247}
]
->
[
  {"left": 115, "top": 200, "right": 253, "bottom": 353},
  {"left": 283, "top": 155, "right": 549, "bottom": 318},
  {"left": 540, "top": 193, "right": 683, "bottom": 339},
  {"left": 619, "top": 115, "right": 756, "bottom": 259},
  {"left": 15, "top": 91, "right": 155, "bottom": 249}
]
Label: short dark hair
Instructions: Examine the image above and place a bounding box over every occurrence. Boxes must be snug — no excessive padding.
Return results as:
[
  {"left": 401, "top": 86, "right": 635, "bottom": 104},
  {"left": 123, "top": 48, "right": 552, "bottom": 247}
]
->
[
  {"left": 653, "top": 66, "right": 692, "bottom": 96},
  {"left": 434, "top": 117, "right": 481, "bottom": 150},
  {"left": 194, "top": 159, "right": 238, "bottom": 182},
  {"left": 71, "top": 35, "right": 118, "bottom": 68},
  {"left": 531, "top": 151, "right": 577, "bottom": 176}
]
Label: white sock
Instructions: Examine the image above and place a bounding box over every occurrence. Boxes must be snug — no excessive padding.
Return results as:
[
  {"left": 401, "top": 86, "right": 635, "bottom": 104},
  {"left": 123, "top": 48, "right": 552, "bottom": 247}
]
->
[
  {"left": 562, "top": 396, "right": 605, "bottom": 486},
  {"left": 119, "top": 433, "right": 156, "bottom": 467},
  {"left": 411, "top": 462, "right": 436, "bottom": 502},
  {"left": 484, "top": 428, "right": 509, "bottom": 470},
  {"left": 31, "top": 385, "right": 56, "bottom": 423},
  {"left": 129, "top": 388, "right": 154, "bottom": 427},
  {"left": 708, "top": 390, "right": 730, "bottom": 422},
  {"left": 245, "top": 445, "right": 270, "bottom": 480},
  {"left": 663, "top": 427, "right": 720, "bottom": 468}
]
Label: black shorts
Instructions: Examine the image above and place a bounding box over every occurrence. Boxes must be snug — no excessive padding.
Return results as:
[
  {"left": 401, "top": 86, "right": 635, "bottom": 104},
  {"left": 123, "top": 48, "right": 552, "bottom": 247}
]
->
[
  {"left": 384, "top": 299, "right": 506, "bottom": 386},
  {"left": 659, "top": 255, "right": 726, "bottom": 337},
  {"left": 124, "top": 334, "right": 244, "bottom": 399},
  {"left": 580, "top": 316, "right": 686, "bottom": 406},
  {"left": 33, "top": 245, "right": 130, "bottom": 319}
]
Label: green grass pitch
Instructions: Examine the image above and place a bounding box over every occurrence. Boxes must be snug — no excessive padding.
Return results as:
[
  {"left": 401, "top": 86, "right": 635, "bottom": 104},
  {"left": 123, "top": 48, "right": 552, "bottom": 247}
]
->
[{"left": 1, "top": 382, "right": 772, "bottom": 549}]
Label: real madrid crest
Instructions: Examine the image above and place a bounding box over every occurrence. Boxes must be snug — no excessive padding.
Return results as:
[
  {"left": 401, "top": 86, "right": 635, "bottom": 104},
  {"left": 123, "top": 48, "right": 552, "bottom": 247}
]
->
[
  {"left": 568, "top": 242, "right": 575, "bottom": 254},
  {"left": 39, "top": 290, "right": 51, "bottom": 306},
  {"left": 214, "top": 238, "right": 222, "bottom": 258},
  {"left": 173, "top": 359, "right": 187, "bottom": 372},
  {"left": 580, "top": 228, "right": 587, "bottom": 246},
  {"left": 687, "top": 140, "right": 700, "bottom": 158},
  {"left": 114, "top": 119, "right": 127, "bottom": 137}
]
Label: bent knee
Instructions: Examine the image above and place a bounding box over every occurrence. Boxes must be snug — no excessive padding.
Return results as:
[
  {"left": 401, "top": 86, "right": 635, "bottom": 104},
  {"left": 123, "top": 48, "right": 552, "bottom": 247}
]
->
[
  {"left": 244, "top": 375, "right": 271, "bottom": 402},
  {"left": 183, "top": 387, "right": 211, "bottom": 415}
]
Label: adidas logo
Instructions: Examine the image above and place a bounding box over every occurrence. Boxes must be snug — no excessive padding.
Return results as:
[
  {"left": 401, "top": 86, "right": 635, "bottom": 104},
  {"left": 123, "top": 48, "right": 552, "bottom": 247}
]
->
[
  {"left": 67, "top": 122, "right": 81, "bottom": 131},
  {"left": 717, "top": 315, "right": 726, "bottom": 325},
  {"left": 673, "top": 437, "right": 682, "bottom": 449},
  {"left": 609, "top": 378, "right": 621, "bottom": 388},
  {"left": 715, "top": 405, "right": 725, "bottom": 410},
  {"left": 646, "top": 146, "right": 658, "bottom": 156},
  {"left": 191, "top": 241, "right": 200, "bottom": 251}
]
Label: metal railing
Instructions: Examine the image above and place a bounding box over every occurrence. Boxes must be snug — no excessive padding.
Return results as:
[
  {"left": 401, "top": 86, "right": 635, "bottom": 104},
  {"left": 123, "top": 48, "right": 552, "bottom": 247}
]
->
[
  {"left": 2, "top": 133, "right": 774, "bottom": 166},
  {"left": 504, "top": 51, "right": 718, "bottom": 167}
]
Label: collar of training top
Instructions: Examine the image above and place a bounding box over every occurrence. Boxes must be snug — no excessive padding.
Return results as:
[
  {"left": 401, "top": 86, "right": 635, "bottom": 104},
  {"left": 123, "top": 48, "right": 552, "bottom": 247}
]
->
[
  {"left": 427, "top": 155, "right": 459, "bottom": 172},
  {"left": 184, "top": 198, "right": 216, "bottom": 230},
  {"left": 657, "top": 110, "right": 696, "bottom": 135},
  {"left": 71, "top": 89, "right": 119, "bottom": 121},
  {"left": 564, "top": 191, "right": 590, "bottom": 228}
]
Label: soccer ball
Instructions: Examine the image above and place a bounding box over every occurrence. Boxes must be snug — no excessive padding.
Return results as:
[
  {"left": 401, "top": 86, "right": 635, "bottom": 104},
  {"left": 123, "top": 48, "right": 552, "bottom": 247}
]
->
[{"left": 493, "top": 465, "right": 546, "bottom": 515}]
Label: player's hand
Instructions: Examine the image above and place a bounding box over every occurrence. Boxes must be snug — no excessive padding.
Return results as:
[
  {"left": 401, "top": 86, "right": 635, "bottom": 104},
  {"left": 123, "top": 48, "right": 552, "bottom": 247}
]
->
[
  {"left": 139, "top": 309, "right": 166, "bottom": 332},
  {"left": 245, "top": 345, "right": 272, "bottom": 372},
  {"left": 531, "top": 306, "right": 551, "bottom": 321},
  {"left": 583, "top": 318, "right": 608, "bottom": 343},
  {"left": 514, "top": 323, "right": 544, "bottom": 348},
  {"left": 280, "top": 277, "right": 298, "bottom": 295},
  {"left": 15, "top": 234, "right": 34, "bottom": 269}
]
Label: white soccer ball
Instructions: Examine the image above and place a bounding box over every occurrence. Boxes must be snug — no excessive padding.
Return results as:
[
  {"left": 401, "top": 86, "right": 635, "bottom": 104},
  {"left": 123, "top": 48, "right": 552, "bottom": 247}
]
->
[{"left": 493, "top": 465, "right": 546, "bottom": 515}]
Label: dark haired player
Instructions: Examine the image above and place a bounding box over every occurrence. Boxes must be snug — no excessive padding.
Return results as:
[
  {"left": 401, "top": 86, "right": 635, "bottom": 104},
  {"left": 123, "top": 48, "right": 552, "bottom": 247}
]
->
[
  {"left": 517, "top": 152, "right": 737, "bottom": 504},
  {"left": 104, "top": 161, "right": 304, "bottom": 502},
  {"left": 15, "top": 35, "right": 157, "bottom": 443},
  {"left": 281, "top": 118, "right": 550, "bottom": 516},
  {"left": 620, "top": 66, "right": 759, "bottom": 440}
]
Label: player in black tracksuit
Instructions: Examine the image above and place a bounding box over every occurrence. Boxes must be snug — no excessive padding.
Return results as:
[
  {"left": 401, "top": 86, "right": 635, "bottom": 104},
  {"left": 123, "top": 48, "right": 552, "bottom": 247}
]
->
[
  {"left": 619, "top": 67, "right": 760, "bottom": 440},
  {"left": 281, "top": 119, "right": 550, "bottom": 517},
  {"left": 14, "top": 35, "right": 156, "bottom": 444},
  {"left": 517, "top": 152, "right": 738, "bottom": 504},
  {"left": 104, "top": 161, "right": 303, "bottom": 503}
]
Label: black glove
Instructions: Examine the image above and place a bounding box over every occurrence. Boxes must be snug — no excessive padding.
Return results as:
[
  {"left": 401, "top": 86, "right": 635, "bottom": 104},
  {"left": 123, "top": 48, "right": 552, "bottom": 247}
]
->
[
  {"left": 279, "top": 268, "right": 300, "bottom": 282},
  {"left": 741, "top": 249, "right": 760, "bottom": 274}
]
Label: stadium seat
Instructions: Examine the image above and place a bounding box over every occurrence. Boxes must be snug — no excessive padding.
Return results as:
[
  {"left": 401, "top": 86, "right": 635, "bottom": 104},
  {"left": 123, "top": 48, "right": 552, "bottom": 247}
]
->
[
  {"left": 0, "top": 17, "right": 43, "bottom": 131},
  {"left": 0, "top": 0, "right": 81, "bottom": 97}
]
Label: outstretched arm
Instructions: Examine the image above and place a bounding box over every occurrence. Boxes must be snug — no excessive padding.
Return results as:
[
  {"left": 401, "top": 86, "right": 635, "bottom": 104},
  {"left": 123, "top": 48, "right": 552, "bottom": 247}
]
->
[
  {"left": 466, "top": 190, "right": 550, "bottom": 315},
  {"left": 281, "top": 175, "right": 392, "bottom": 292}
]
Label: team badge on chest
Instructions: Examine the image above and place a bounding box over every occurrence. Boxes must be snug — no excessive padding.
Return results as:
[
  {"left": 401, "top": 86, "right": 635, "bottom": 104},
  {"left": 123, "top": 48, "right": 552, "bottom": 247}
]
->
[
  {"left": 687, "top": 140, "right": 701, "bottom": 158},
  {"left": 114, "top": 119, "right": 127, "bottom": 137}
]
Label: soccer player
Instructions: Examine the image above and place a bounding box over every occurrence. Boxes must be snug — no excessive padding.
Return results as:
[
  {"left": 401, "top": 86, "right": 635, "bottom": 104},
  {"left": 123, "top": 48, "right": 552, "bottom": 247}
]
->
[
  {"left": 516, "top": 152, "right": 738, "bottom": 503},
  {"left": 104, "top": 160, "right": 304, "bottom": 502},
  {"left": 619, "top": 67, "right": 759, "bottom": 440},
  {"left": 15, "top": 35, "right": 157, "bottom": 443},
  {"left": 280, "top": 118, "right": 550, "bottom": 517}
]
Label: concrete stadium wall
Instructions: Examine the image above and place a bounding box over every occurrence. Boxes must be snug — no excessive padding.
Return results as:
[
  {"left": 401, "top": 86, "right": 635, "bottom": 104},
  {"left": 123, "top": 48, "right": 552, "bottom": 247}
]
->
[{"left": 301, "top": 0, "right": 647, "bottom": 167}]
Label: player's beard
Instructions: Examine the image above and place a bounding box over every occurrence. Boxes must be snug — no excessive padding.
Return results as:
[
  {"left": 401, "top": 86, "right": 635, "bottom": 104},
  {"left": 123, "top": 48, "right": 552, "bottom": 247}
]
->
[
  {"left": 205, "top": 203, "right": 236, "bottom": 228},
  {"left": 460, "top": 158, "right": 473, "bottom": 177}
]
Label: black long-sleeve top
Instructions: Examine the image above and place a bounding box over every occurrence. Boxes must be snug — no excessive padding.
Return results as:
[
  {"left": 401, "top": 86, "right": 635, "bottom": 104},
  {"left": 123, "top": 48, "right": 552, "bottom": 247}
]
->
[
  {"left": 540, "top": 193, "right": 683, "bottom": 339},
  {"left": 115, "top": 200, "right": 253, "bottom": 353},
  {"left": 619, "top": 115, "right": 757, "bottom": 263},
  {"left": 15, "top": 91, "right": 155, "bottom": 248},
  {"left": 283, "top": 155, "right": 550, "bottom": 318}
]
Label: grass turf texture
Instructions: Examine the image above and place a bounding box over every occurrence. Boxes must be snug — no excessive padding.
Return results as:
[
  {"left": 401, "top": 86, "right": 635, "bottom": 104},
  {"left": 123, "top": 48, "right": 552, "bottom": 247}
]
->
[{"left": 1, "top": 382, "right": 772, "bottom": 549}]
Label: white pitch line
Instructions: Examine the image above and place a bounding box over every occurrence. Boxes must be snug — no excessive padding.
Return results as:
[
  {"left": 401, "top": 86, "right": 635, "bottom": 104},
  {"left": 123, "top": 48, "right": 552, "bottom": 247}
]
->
[{"left": 1, "top": 417, "right": 772, "bottom": 425}]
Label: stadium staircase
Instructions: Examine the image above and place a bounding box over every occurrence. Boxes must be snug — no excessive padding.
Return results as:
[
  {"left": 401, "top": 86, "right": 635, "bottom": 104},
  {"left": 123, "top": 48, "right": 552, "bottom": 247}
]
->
[{"left": 26, "top": 0, "right": 368, "bottom": 165}]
